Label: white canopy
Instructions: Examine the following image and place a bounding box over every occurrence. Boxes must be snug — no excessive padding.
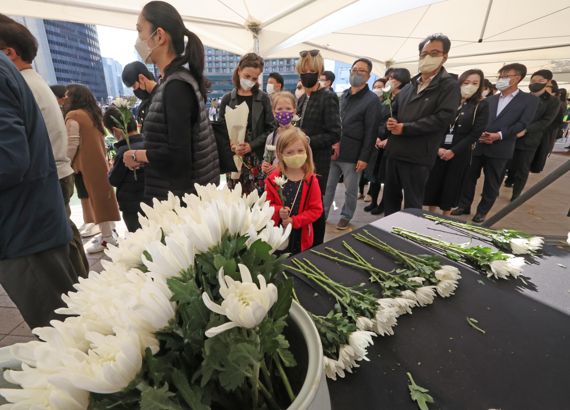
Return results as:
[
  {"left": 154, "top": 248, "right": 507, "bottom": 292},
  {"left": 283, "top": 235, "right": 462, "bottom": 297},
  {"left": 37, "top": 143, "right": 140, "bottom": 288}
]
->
[{"left": 5, "top": 0, "right": 570, "bottom": 83}]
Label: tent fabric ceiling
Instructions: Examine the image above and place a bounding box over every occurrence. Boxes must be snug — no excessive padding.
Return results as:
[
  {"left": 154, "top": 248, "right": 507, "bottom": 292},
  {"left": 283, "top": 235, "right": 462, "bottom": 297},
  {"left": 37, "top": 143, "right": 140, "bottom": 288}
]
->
[{"left": 5, "top": 0, "right": 569, "bottom": 83}]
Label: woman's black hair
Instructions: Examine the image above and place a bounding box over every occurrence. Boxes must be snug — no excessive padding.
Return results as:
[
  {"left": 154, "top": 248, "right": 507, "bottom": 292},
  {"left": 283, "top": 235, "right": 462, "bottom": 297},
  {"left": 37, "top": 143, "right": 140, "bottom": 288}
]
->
[
  {"left": 142, "top": 1, "right": 208, "bottom": 100},
  {"left": 64, "top": 84, "right": 105, "bottom": 134}
]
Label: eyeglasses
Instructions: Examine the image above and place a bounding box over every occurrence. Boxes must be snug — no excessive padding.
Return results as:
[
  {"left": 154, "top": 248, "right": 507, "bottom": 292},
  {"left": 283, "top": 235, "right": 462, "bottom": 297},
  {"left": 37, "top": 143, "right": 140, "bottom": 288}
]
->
[
  {"left": 419, "top": 50, "right": 444, "bottom": 58},
  {"left": 299, "top": 49, "right": 320, "bottom": 58},
  {"left": 351, "top": 68, "right": 369, "bottom": 75}
]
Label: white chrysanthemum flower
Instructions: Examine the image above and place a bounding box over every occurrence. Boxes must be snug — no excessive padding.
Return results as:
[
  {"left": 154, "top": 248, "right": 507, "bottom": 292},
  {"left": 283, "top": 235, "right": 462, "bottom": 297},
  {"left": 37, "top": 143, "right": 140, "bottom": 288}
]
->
[
  {"left": 246, "top": 221, "right": 292, "bottom": 253},
  {"left": 408, "top": 277, "right": 425, "bottom": 285},
  {"left": 356, "top": 316, "right": 375, "bottom": 331},
  {"left": 435, "top": 265, "right": 461, "bottom": 281},
  {"left": 510, "top": 238, "right": 531, "bottom": 255},
  {"left": 374, "top": 306, "right": 398, "bottom": 336},
  {"left": 348, "top": 331, "right": 375, "bottom": 361},
  {"left": 415, "top": 286, "right": 437, "bottom": 306},
  {"left": 489, "top": 257, "right": 525, "bottom": 279},
  {"left": 104, "top": 224, "right": 162, "bottom": 269},
  {"left": 528, "top": 236, "right": 544, "bottom": 252},
  {"left": 113, "top": 97, "right": 129, "bottom": 108},
  {"left": 436, "top": 279, "right": 458, "bottom": 298},
  {"left": 399, "top": 290, "right": 418, "bottom": 303},
  {"left": 379, "top": 297, "right": 417, "bottom": 316},
  {"left": 54, "top": 330, "right": 144, "bottom": 394},
  {"left": 202, "top": 265, "right": 278, "bottom": 337},
  {"left": 337, "top": 345, "right": 359, "bottom": 372},
  {"left": 323, "top": 356, "right": 345, "bottom": 381},
  {"left": 274, "top": 175, "right": 288, "bottom": 188},
  {"left": 0, "top": 364, "right": 89, "bottom": 410}
]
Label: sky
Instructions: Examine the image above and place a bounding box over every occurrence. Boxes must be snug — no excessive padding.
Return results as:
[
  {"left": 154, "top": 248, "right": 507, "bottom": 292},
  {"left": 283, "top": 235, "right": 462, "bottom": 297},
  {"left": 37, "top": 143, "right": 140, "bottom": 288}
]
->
[{"left": 97, "top": 25, "right": 139, "bottom": 67}]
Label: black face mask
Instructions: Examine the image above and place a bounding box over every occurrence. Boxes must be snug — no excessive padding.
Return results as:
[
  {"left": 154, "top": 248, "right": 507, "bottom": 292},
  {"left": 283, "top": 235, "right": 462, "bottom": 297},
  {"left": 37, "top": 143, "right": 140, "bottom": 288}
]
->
[
  {"left": 300, "top": 72, "right": 319, "bottom": 88},
  {"left": 529, "top": 83, "right": 547, "bottom": 93},
  {"left": 134, "top": 88, "right": 151, "bottom": 100}
]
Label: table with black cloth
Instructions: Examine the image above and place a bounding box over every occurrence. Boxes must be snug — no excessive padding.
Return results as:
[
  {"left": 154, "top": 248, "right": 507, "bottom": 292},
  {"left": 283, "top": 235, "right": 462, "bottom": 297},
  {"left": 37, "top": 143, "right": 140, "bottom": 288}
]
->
[{"left": 288, "top": 210, "right": 570, "bottom": 409}]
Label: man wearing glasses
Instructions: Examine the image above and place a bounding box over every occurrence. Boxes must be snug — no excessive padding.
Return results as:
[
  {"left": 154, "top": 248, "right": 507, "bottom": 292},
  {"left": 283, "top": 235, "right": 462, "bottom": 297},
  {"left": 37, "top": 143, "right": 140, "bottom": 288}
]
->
[
  {"left": 323, "top": 58, "right": 380, "bottom": 230},
  {"left": 453, "top": 63, "right": 538, "bottom": 222},
  {"left": 384, "top": 33, "right": 461, "bottom": 216}
]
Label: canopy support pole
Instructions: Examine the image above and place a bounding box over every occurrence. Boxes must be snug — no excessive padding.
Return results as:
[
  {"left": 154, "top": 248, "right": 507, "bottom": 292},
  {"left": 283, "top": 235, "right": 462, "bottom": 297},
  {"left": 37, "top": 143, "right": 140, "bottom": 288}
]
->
[{"left": 478, "top": 0, "right": 494, "bottom": 43}]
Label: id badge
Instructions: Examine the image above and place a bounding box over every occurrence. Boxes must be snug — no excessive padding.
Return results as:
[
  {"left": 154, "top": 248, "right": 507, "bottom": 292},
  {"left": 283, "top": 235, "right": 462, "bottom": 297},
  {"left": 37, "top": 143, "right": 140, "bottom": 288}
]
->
[{"left": 444, "top": 133, "right": 454, "bottom": 145}]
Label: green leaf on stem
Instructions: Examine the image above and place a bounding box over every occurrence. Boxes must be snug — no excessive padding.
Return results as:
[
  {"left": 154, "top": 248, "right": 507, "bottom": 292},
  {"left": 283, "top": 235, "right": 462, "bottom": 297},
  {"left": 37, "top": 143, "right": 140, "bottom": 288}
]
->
[{"left": 407, "top": 372, "right": 435, "bottom": 410}]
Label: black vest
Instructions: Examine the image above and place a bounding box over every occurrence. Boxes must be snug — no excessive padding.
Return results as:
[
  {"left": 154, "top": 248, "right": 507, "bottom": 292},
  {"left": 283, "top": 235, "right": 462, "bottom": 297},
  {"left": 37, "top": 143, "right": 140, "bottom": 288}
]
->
[{"left": 142, "top": 69, "right": 220, "bottom": 200}]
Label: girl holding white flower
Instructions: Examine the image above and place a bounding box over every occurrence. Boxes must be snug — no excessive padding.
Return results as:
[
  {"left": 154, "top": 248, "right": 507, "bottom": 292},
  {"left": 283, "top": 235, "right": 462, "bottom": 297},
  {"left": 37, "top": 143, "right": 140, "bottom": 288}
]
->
[
  {"left": 261, "top": 91, "right": 297, "bottom": 175},
  {"left": 265, "top": 128, "right": 322, "bottom": 254}
]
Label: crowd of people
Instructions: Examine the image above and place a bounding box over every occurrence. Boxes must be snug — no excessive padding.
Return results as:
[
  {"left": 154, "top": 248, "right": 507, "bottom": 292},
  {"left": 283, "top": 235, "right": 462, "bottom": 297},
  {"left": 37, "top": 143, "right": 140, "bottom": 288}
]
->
[{"left": 0, "top": 0, "right": 568, "bottom": 329}]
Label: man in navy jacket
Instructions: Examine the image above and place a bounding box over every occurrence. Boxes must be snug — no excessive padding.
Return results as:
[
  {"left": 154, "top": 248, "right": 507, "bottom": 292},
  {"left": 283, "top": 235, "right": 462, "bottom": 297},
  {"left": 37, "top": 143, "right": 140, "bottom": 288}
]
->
[
  {"left": 454, "top": 63, "right": 538, "bottom": 223},
  {"left": 0, "top": 52, "right": 78, "bottom": 329}
]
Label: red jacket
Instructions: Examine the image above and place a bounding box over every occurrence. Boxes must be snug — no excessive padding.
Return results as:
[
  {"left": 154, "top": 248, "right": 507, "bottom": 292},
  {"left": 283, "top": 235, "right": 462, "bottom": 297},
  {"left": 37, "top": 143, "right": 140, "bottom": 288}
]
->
[{"left": 265, "top": 171, "right": 323, "bottom": 252}]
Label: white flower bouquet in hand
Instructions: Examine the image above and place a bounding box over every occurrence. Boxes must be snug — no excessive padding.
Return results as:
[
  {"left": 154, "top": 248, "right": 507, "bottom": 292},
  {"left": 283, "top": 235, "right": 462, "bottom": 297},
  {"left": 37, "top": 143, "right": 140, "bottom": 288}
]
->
[{"left": 224, "top": 101, "right": 249, "bottom": 179}]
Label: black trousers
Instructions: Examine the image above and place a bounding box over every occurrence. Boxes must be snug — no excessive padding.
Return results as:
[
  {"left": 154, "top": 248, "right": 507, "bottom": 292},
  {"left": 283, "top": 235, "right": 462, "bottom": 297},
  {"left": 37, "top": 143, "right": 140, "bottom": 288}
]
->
[
  {"left": 0, "top": 245, "right": 78, "bottom": 329},
  {"left": 507, "top": 149, "right": 536, "bottom": 199},
  {"left": 59, "top": 174, "right": 89, "bottom": 278},
  {"left": 313, "top": 163, "right": 330, "bottom": 246},
  {"left": 383, "top": 158, "right": 431, "bottom": 216},
  {"left": 123, "top": 211, "right": 141, "bottom": 233},
  {"left": 458, "top": 155, "right": 508, "bottom": 215}
]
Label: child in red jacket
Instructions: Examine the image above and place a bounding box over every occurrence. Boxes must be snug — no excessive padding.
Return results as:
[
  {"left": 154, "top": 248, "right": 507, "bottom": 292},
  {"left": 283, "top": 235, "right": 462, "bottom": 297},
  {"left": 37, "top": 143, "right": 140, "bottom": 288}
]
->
[{"left": 265, "top": 127, "right": 322, "bottom": 254}]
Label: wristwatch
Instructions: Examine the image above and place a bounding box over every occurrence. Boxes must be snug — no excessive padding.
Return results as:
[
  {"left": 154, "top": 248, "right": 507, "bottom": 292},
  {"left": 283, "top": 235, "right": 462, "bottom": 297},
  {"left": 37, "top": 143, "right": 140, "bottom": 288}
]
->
[{"left": 131, "top": 150, "right": 137, "bottom": 162}]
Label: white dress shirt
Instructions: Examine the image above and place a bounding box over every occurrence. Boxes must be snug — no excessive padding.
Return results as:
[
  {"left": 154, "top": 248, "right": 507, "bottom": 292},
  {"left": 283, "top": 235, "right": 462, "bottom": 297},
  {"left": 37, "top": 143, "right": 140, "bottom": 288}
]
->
[{"left": 496, "top": 88, "right": 520, "bottom": 116}]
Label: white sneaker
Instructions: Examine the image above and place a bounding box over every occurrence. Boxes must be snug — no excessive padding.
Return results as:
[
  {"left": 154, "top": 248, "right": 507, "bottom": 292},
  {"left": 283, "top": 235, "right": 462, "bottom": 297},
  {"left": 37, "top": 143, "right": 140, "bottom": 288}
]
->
[
  {"left": 80, "top": 223, "right": 101, "bottom": 238},
  {"left": 85, "top": 235, "right": 118, "bottom": 254}
]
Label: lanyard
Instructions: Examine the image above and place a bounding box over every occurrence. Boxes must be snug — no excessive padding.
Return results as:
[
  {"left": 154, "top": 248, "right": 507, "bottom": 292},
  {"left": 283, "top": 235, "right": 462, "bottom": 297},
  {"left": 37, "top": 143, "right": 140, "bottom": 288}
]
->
[
  {"left": 449, "top": 103, "right": 464, "bottom": 134},
  {"left": 288, "top": 179, "right": 304, "bottom": 213}
]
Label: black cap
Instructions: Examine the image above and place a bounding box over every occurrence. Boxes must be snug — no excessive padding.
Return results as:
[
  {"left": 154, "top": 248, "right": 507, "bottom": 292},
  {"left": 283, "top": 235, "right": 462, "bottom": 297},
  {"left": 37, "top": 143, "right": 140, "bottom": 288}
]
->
[{"left": 122, "top": 61, "right": 155, "bottom": 87}]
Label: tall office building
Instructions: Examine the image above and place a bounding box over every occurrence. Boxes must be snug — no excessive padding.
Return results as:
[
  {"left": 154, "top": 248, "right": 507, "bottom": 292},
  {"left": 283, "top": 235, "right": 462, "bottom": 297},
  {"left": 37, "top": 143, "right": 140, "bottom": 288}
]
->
[
  {"left": 43, "top": 20, "right": 107, "bottom": 101},
  {"left": 103, "top": 57, "right": 125, "bottom": 100}
]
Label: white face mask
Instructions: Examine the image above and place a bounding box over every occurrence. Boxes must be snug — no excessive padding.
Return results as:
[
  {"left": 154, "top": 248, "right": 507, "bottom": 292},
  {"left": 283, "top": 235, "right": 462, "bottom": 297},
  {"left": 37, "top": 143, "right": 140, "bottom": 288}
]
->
[
  {"left": 482, "top": 89, "right": 490, "bottom": 97},
  {"left": 240, "top": 77, "right": 256, "bottom": 91},
  {"left": 319, "top": 80, "right": 327, "bottom": 88},
  {"left": 496, "top": 77, "right": 511, "bottom": 91},
  {"left": 461, "top": 84, "right": 479, "bottom": 99},
  {"left": 418, "top": 55, "right": 444, "bottom": 74},
  {"left": 266, "top": 83, "right": 275, "bottom": 95},
  {"left": 134, "top": 30, "right": 157, "bottom": 64},
  {"left": 372, "top": 88, "right": 383, "bottom": 97}
]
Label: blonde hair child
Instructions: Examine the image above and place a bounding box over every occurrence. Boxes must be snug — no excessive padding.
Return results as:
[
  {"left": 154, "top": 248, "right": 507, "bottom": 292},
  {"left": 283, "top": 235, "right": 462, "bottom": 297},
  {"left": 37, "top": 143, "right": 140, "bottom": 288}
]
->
[{"left": 264, "top": 127, "right": 322, "bottom": 254}]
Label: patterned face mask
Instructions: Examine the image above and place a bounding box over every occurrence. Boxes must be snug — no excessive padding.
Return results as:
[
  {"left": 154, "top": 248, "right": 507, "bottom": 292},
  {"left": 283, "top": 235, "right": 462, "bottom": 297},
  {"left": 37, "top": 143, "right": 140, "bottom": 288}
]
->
[{"left": 274, "top": 111, "right": 295, "bottom": 126}]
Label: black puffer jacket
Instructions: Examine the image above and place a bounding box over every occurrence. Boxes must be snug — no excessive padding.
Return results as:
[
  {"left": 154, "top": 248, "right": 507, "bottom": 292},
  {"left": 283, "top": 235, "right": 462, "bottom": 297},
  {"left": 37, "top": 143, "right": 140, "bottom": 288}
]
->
[
  {"left": 142, "top": 68, "right": 220, "bottom": 200},
  {"left": 108, "top": 135, "right": 145, "bottom": 213}
]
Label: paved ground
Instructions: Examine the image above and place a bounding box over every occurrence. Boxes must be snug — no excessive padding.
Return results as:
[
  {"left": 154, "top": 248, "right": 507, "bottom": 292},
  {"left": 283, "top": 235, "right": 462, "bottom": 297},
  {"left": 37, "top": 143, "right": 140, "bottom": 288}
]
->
[{"left": 1, "top": 146, "right": 569, "bottom": 348}]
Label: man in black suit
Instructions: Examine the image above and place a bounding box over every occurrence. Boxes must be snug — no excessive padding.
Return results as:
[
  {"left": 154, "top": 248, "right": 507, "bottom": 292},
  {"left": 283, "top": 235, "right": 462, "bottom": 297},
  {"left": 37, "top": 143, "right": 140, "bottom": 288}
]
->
[
  {"left": 453, "top": 63, "right": 538, "bottom": 223},
  {"left": 505, "top": 69, "right": 559, "bottom": 201}
]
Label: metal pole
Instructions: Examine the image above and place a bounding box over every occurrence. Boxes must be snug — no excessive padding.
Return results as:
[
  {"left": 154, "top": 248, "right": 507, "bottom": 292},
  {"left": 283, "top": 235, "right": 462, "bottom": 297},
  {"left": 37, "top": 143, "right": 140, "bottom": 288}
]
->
[
  {"left": 478, "top": 0, "right": 494, "bottom": 42},
  {"left": 482, "top": 159, "right": 570, "bottom": 227}
]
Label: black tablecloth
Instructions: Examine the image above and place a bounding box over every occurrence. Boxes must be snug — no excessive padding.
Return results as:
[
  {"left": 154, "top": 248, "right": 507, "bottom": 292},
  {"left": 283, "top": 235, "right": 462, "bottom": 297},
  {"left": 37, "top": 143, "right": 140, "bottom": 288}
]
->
[{"left": 289, "top": 210, "right": 570, "bottom": 409}]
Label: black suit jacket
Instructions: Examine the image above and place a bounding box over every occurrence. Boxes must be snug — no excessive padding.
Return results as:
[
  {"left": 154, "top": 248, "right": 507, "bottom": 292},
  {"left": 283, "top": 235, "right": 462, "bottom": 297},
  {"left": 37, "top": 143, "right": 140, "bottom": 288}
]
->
[
  {"left": 473, "top": 90, "right": 538, "bottom": 159},
  {"left": 515, "top": 91, "right": 559, "bottom": 151}
]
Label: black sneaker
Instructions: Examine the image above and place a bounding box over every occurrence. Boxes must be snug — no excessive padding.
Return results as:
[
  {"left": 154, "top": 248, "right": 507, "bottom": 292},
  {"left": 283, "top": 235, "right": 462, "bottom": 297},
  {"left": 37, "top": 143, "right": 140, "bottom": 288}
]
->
[
  {"left": 451, "top": 207, "right": 470, "bottom": 216},
  {"left": 364, "top": 203, "right": 377, "bottom": 212},
  {"left": 370, "top": 205, "right": 384, "bottom": 215}
]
